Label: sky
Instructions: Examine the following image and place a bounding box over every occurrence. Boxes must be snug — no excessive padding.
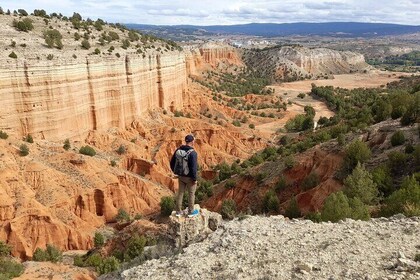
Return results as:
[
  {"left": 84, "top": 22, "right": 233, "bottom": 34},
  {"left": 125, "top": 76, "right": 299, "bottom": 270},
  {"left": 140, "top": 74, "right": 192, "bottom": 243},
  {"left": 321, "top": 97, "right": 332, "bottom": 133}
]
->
[{"left": 1, "top": 0, "right": 419, "bottom": 26}]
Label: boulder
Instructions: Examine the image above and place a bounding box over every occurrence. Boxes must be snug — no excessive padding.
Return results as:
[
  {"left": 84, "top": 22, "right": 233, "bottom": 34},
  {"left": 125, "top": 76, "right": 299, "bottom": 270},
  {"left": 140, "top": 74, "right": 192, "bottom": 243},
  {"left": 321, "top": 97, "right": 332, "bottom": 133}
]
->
[{"left": 168, "top": 205, "right": 222, "bottom": 248}]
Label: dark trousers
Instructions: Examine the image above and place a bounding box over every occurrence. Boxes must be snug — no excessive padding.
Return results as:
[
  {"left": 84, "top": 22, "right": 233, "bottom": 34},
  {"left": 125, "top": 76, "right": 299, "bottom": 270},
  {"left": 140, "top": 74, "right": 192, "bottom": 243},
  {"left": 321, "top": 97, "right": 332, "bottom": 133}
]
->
[{"left": 176, "top": 176, "right": 197, "bottom": 212}]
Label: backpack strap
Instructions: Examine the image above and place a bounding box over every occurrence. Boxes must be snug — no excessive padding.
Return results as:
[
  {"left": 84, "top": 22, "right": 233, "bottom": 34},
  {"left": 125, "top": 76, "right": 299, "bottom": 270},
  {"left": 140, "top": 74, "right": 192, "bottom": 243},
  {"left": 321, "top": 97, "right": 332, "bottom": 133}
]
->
[{"left": 184, "top": 149, "right": 194, "bottom": 158}]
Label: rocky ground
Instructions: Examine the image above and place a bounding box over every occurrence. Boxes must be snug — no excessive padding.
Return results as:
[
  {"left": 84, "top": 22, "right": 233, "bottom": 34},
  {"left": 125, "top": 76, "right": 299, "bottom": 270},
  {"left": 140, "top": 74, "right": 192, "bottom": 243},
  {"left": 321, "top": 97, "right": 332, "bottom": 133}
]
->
[{"left": 119, "top": 215, "right": 420, "bottom": 280}]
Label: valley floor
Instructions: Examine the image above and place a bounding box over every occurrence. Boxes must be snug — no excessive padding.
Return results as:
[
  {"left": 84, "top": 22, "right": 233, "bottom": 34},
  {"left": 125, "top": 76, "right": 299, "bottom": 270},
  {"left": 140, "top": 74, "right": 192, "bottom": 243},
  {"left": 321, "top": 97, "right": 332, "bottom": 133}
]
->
[{"left": 119, "top": 215, "right": 420, "bottom": 280}]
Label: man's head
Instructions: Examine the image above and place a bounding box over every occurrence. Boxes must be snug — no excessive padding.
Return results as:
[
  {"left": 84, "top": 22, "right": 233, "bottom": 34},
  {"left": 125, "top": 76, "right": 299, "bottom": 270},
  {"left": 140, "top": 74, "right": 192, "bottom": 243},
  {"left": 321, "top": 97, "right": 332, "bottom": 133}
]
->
[{"left": 185, "top": 134, "right": 195, "bottom": 146}]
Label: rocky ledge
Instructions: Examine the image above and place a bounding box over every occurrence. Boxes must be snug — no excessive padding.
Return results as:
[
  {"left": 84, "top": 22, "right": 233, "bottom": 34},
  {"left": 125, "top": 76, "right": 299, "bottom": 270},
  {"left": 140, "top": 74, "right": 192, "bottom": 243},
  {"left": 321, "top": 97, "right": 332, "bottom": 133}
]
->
[{"left": 120, "top": 214, "right": 419, "bottom": 280}]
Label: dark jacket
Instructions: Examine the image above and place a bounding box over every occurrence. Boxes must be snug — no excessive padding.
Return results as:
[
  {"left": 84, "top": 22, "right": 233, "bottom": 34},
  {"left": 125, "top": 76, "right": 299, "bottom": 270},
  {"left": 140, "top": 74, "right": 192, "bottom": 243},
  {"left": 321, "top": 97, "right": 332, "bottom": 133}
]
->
[{"left": 170, "top": 145, "right": 198, "bottom": 181}]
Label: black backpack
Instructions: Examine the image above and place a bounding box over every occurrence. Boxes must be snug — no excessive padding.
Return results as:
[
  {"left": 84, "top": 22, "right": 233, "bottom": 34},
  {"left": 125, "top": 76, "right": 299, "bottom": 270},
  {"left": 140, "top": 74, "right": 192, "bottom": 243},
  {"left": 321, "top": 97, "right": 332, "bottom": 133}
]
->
[{"left": 173, "top": 149, "right": 193, "bottom": 176}]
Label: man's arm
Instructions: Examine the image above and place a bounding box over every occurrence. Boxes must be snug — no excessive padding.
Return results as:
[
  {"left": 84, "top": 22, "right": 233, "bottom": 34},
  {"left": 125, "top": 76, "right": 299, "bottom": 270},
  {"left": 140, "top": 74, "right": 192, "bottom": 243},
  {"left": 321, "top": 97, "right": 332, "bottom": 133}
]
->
[
  {"left": 170, "top": 150, "right": 177, "bottom": 172},
  {"left": 189, "top": 151, "right": 198, "bottom": 181}
]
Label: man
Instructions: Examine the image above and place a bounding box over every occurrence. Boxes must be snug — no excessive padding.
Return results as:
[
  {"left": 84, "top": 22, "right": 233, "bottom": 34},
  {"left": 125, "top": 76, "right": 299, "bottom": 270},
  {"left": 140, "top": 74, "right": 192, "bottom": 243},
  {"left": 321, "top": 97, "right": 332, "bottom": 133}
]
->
[{"left": 170, "top": 134, "right": 199, "bottom": 217}]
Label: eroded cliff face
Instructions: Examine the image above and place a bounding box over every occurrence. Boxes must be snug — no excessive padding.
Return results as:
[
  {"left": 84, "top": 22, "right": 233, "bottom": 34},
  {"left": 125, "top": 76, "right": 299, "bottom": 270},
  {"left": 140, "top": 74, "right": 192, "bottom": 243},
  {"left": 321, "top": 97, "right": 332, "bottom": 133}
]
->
[
  {"left": 244, "top": 45, "right": 371, "bottom": 82},
  {"left": 0, "top": 137, "right": 173, "bottom": 259},
  {"left": 0, "top": 52, "right": 186, "bottom": 140},
  {"left": 185, "top": 43, "right": 243, "bottom": 76}
]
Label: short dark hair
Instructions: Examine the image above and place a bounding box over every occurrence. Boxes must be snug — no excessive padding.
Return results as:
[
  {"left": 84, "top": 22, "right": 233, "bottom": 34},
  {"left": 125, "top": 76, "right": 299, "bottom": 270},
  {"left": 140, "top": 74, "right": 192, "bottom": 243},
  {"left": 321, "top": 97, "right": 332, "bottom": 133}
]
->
[{"left": 185, "top": 134, "right": 195, "bottom": 143}]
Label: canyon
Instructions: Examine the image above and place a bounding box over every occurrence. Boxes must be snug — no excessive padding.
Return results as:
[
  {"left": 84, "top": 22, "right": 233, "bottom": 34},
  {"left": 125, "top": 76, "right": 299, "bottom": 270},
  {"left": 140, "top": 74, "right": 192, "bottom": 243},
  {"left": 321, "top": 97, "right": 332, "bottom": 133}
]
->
[{"left": 0, "top": 13, "right": 410, "bottom": 263}]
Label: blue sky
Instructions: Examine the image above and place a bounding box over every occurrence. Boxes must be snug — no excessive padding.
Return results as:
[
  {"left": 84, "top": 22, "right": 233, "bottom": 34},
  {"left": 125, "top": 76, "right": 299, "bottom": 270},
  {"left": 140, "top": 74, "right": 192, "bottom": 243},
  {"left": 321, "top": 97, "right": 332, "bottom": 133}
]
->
[{"left": 1, "top": 0, "right": 419, "bottom": 25}]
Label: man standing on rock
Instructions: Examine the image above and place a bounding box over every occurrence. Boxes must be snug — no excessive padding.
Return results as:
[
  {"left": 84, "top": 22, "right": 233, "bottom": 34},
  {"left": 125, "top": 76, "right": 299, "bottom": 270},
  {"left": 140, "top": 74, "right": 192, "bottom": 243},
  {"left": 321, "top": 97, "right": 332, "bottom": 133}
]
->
[{"left": 170, "top": 134, "right": 199, "bottom": 217}]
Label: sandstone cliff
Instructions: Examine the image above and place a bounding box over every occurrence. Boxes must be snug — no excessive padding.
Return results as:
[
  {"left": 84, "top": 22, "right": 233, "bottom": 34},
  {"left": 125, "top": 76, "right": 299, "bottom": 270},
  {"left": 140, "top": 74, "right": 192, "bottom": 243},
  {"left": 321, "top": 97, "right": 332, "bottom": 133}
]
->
[
  {"left": 185, "top": 42, "right": 243, "bottom": 76},
  {"left": 0, "top": 53, "right": 186, "bottom": 140}
]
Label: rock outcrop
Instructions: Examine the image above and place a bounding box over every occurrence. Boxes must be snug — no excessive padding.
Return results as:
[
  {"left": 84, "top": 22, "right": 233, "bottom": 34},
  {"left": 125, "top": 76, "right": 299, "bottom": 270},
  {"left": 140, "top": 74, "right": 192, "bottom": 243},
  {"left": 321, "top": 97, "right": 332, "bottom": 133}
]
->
[
  {"left": 244, "top": 45, "right": 371, "bottom": 82},
  {"left": 168, "top": 205, "right": 222, "bottom": 248},
  {"left": 0, "top": 53, "right": 187, "bottom": 140},
  {"left": 185, "top": 43, "right": 243, "bottom": 76},
  {"left": 119, "top": 215, "right": 420, "bottom": 280}
]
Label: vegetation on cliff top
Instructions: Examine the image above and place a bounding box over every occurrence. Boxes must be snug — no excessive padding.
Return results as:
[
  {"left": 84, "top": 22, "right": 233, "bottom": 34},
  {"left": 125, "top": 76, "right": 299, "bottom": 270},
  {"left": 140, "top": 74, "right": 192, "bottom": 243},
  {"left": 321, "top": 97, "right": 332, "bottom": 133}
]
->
[{"left": 1, "top": 7, "right": 182, "bottom": 61}]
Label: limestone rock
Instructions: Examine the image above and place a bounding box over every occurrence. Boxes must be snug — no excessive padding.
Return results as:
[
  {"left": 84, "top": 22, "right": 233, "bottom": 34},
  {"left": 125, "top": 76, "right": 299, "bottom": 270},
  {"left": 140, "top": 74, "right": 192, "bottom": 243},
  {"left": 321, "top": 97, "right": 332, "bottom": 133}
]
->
[
  {"left": 168, "top": 205, "right": 222, "bottom": 248},
  {"left": 120, "top": 216, "right": 420, "bottom": 280}
]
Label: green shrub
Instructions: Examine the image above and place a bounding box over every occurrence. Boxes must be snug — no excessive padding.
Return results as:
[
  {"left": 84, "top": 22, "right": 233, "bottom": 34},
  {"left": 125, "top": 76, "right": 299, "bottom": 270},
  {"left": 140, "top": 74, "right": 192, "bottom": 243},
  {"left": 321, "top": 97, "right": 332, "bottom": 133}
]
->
[
  {"left": 337, "top": 133, "right": 346, "bottom": 146},
  {"left": 249, "top": 123, "right": 255, "bottom": 129},
  {"left": 44, "top": 29, "right": 63, "bottom": 49},
  {"left": 19, "top": 144, "right": 29, "bottom": 156},
  {"left": 108, "top": 31, "right": 119, "bottom": 41},
  {"left": 24, "top": 134, "right": 33, "bottom": 143},
  {"left": 390, "top": 130, "right": 405, "bottom": 146},
  {"left": 372, "top": 165, "right": 394, "bottom": 197},
  {"left": 285, "top": 114, "right": 314, "bottom": 132},
  {"left": 13, "top": 18, "right": 34, "bottom": 32},
  {"left": 301, "top": 172, "right": 320, "bottom": 191},
  {"left": 121, "top": 39, "right": 130, "bottom": 49},
  {"left": 405, "top": 144, "right": 415, "bottom": 154},
  {"left": 0, "top": 241, "right": 11, "bottom": 257},
  {"left": 284, "top": 156, "right": 295, "bottom": 169},
  {"left": 382, "top": 176, "right": 420, "bottom": 217},
  {"left": 94, "top": 232, "right": 105, "bottom": 247},
  {"left": 94, "top": 48, "right": 100, "bottom": 55},
  {"left": 33, "top": 245, "right": 62, "bottom": 263},
  {"left": 97, "top": 256, "right": 120, "bottom": 275},
  {"left": 285, "top": 196, "right": 301, "bottom": 218},
  {"left": 85, "top": 253, "right": 103, "bottom": 267},
  {"left": 0, "top": 130, "right": 8, "bottom": 140},
  {"left": 46, "top": 244, "right": 62, "bottom": 263},
  {"left": 255, "top": 172, "right": 267, "bottom": 184},
  {"left": 297, "top": 93, "right": 306, "bottom": 99},
  {"left": 249, "top": 154, "right": 264, "bottom": 166},
  {"left": 116, "top": 145, "right": 126, "bottom": 155},
  {"left": 160, "top": 196, "right": 175, "bottom": 216},
  {"left": 388, "top": 151, "right": 408, "bottom": 175},
  {"left": 221, "top": 199, "right": 236, "bottom": 220},
  {"left": 110, "top": 160, "right": 117, "bottom": 167},
  {"left": 8, "top": 52, "right": 17, "bottom": 59},
  {"left": 391, "top": 105, "right": 406, "bottom": 119},
  {"left": 73, "top": 255, "right": 84, "bottom": 267},
  {"left": 79, "top": 145, "right": 96, "bottom": 156},
  {"left": 225, "top": 180, "right": 235, "bottom": 189},
  {"left": 134, "top": 213, "right": 143, "bottom": 220},
  {"left": 74, "top": 32, "right": 80, "bottom": 40},
  {"left": 63, "top": 139, "right": 70, "bottom": 150},
  {"left": 348, "top": 197, "right": 370, "bottom": 221},
  {"left": 305, "top": 212, "right": 322, "bottom": 223},
  {"left": 263, "top": 190, "right": 279, "bottom": 213},
  {"left": 343, "top": 140, "right": 371, "bottom": 172},
  {"left": 232, "top": 120, "right": 241, "bottom": 127},
  {"left": 321, "top": 191, "right": 351, "bottom": 222},
  {"left": 275, "top": 176, "right": 287, "bottom": 192},
  {"left": 126, "top": 234, "right": 146, "bottom": 260},
  {"left": 0, "top": 258, "right": 24, "bottom": 279},
  {"left": 32, "top": 248, "right": 48, "bottom": 261},
  {"left": 81, "top": 39, "right": 90, "bottom": 49},
  {"left": 47, "top": 54, "right": 54, "bottom": 60},
  {"left": 115, "top": 208, "right": 130, "bottom": 222},
  {"left": 17, "top": 9, "right": 28, "bottom": 16},
  {"left": 344, "top": 163, "right": 378, "bottom": 205},
  {"left": 279, "top": 135, "right": 291, "bottom": 146},
  {"left": 174, "top": 110, "right": 183, "bottom": 117}
]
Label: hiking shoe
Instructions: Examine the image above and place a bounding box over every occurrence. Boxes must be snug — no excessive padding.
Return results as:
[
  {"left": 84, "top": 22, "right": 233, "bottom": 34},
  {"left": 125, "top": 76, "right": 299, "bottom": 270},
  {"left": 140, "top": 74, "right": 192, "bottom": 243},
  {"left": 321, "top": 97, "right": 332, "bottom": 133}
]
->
[
  {"left": 175, "top": 211, "right": 184, "bottom": 217},
  {"left": 188, "top": 209, "right": 200, "bottom": 218}
]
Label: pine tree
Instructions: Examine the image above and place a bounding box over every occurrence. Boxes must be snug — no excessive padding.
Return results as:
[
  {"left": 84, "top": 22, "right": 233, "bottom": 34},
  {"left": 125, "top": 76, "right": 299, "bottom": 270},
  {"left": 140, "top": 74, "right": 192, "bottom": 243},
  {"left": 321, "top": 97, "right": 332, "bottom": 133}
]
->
[
  {"left": 321, "top": 191, "right": 351, "bottom": 222},
  {"left": 344, "top": 162, "right": 378, "bottom": 205}
]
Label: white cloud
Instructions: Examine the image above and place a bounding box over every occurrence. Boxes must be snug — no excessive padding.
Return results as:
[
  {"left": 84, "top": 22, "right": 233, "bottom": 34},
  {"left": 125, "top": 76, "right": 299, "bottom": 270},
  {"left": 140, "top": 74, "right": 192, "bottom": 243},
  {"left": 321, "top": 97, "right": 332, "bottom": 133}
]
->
[{"left": 0, "top": 0, "right": 418, "bottom": 25}]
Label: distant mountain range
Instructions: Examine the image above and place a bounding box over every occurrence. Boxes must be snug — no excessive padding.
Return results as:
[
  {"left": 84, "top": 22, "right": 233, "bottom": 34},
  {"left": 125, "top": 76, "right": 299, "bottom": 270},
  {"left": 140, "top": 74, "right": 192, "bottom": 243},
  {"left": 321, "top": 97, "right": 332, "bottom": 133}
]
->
[{"left": 126, "top": 22, "right": 420, "bottom": 40}]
